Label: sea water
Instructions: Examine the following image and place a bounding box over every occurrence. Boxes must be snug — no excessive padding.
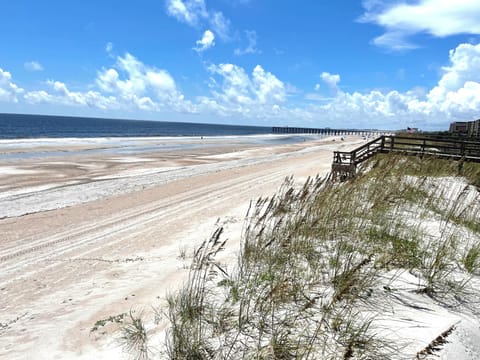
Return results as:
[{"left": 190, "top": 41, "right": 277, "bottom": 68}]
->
[
  {"left": 0, "top": 113, "right": 272, "bottom": 139},
  {"left": 0, "top": 113, "right": 321, "bottom": 160}
]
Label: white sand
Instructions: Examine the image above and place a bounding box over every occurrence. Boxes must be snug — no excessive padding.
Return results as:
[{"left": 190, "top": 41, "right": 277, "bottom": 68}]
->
[
  {"left": 1, "top": 135, "right": 478, "bottom": 359},
  {"left": 0, "top": 166, "right": 38, "bottom": 176}
]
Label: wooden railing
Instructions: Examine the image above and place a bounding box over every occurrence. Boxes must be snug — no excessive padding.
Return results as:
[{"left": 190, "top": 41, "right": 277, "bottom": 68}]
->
[
  {"left": 333, "top": 136, "right": 386, "bottom": 166},
  {"left": 332, "top": 135, "right": 480, "bottom": 180},
  {"left": 383, "top": 136, "right": 480, "bottom": 160}
]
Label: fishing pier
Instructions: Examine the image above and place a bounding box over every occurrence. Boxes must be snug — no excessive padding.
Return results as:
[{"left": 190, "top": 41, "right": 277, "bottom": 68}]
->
[{"left": 272, "top": 126, "right": 385, "bottom": 137}]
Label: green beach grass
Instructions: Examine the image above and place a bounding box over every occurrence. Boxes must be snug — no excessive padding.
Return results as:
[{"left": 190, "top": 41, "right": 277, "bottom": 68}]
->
[{"left": 121, "top": 154, "right": 480, "bottom": 359}]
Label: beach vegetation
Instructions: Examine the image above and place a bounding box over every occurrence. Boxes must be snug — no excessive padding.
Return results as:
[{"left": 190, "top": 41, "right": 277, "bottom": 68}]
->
[
  {"left": 462, "top": 243, "right": 480, "bottom": 274},
  {"left": 122, "top": 310, "right": 149, "bottom": 360},
  {"left": 123, "top": 154, "right": 480, "bottom": 359},
  {"left": 90, "top": 313, "right": 126, "bottom": 333}
]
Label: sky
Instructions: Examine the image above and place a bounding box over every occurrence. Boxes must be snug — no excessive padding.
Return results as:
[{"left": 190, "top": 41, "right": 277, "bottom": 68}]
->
[{"left": 1, "top": 0, "right": 480, "bottom": 130}]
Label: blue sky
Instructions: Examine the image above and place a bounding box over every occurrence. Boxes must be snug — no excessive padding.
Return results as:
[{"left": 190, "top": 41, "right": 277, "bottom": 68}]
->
[{"left": 1, "top": 0, "right": 480, "bottom": 130}]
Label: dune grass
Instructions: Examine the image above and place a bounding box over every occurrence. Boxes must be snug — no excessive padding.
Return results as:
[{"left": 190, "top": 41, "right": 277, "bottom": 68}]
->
[{"left": 124, "top": 154, "right": 480, "bottom": 359}]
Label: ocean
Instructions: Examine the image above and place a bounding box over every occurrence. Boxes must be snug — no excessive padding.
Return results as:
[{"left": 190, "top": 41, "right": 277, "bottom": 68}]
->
[{"left": 0, "top": 113, "right": 273, "bottom": 139}]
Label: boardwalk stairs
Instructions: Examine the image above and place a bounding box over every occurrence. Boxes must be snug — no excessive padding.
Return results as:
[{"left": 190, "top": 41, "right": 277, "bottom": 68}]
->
[{"left": 332, "top": 135, "right": 480, "bottom": 181}]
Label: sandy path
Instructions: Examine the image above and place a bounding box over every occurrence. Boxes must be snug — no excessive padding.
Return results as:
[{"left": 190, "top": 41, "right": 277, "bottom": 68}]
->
[{"left": 0, "top": 137, "right": 363, "bottom": 359}]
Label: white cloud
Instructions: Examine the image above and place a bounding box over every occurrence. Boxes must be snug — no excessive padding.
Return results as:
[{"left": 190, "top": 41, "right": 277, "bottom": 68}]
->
[
  {"left": 96, "top": 53, "right": 186, "bottom": 110},
  {"left": 204, "top": 63, "right": 287, "bottom": 118},
  {"left": 431, "top": 43, "right": 480, "bottom": 95},
  {"left": 166, "top": 0, "right": 207, "bottom": 25},
  {"left": 252, "top": 65, "right": 285, "bottom": 104},
  {"left": 304, "top": 43, "right": 480, "bottom": 128},
  {"left": 0, "top": 68, "right": 24, "bottom": 102},
  {"left": 23, "top": 90, "right": 54, "bottom": 104},
  {"left": 23, "top": 53, "right": 190, "bottom": 113},
  {"left": 209, "top": 11, "right": 231, "bottom": 40},
  {"left": 24, "top": 61, "right": 44, "bottom": 72},
  {"left": 313, "top": 72, "right": 341, "bottom": 99},
  {"left": 208, "top": 63, "right": 252, "bottom": 105},
  {"left": 3, "top": 42, "right": 480, "bottom": 129},
  {"left": 96, "top": 68, "right": 120, "bottom": 93},
  {"left": 304, "top": 92, "right": 335, "bottom": 102},
  {"left": 426, "top": 42, "right": 480, "bottom": 118},
  {"left": 105, "top": 42, "right": 114, "bottom": 56},
  {"left": 25, "top": 81, "right": 118, "bottom": 110},
  {"left": 361, "top": 0, "right": 480, "bottom": 50},
  {"left": 372, "top": 31, "right": 418, "bottom": 51},
  {"left": 53, "top": 81, "right": 115, "bottom": 107},
  {"left": 284, "top": 82, "right": 300, "bottom": 95},
  {"left": 234, "top": 30, "right": 259, "bottom": 55},
  {"left": 167, "top": 0, "right": 191, "bottom": 23},
  {"left": 194, "top": 30, "right": 215, "bottom": 52},
  {"left": 165, "top": 0, "right": 231, "bottom": 40},
  {"left": 320, "top": 72, "right": 340, "bottom": 91}
]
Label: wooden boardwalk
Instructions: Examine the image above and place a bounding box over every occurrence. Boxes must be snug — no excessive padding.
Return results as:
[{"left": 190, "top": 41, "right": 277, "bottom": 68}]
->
[{"left": 332, "top": 135, "right": 480, "bottom": 181}]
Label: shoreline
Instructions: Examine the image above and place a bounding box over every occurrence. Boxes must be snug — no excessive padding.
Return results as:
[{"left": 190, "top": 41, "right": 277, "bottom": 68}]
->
[
  {"left": 0, "top": 134, "right": 326, "bottom": 161},
  {"left": 0, "top": 135, "right": 351, "bottom": 219}
]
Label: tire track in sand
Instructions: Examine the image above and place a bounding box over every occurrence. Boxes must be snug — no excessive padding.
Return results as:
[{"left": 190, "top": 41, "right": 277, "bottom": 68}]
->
[{"left": 0, "top": 158, "right": 304, "bottom": 283}]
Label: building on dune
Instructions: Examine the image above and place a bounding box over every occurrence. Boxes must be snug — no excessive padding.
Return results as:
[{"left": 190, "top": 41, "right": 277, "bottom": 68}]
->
[
  {"left": 449, "top": 119, "right": 480, "bottom": 137},
  {"left": 467, "top": 119, "right": 480, "bottom": 137}
]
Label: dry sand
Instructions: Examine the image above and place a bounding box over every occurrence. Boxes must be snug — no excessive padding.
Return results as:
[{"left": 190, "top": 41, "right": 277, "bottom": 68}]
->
[{"left": 0, "top": 136, "right": 365, "bottom": 359}]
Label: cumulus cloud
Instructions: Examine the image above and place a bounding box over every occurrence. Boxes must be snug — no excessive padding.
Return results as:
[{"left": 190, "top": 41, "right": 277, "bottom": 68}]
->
[
  {"left": 311, "top": 72, "right": 341, "bottom": 101},
  {"left": 0, "top": 68, "right": 24, "bottom": 102},
  {"left": 426, "top": 42, "right": 480, "bottom": 118},
  {"left": 3, "top": 41, "right": 480, "bottom": 129},
  {"left": 430, "top": 43, "right": 480, "bottom": 96},
  {"left": 320, "top": 72, "right": 341, "bottom": 93},
  {"left": 234, "top": 30, "right": 259, "bottom": 56},
  {"left": 165, "top": 0, "right": 231, "bottom": 40},
  {"left": 194, "top": 30, "right": 215, "bottom": 52},
  {"left": 252, "top": 65, "right": 285, "bottom": 103},
  {"left": 25, "top": 80, "right": 118, "bottom": 110},
  {"left": 96, "top": 53, "right": 188, "bottom": 110},
  {"left": 24, "top": 61, "right": 44, "bottom": 72},
  {"left": 199, "top": 63, "right": 289, "bottom": 118},
  {"left": 306, "top": 42, "right": 480, "bottom": 128},
  {"left": 208, "top": 63, "right": 285, "bottom": 106},
  {"left": 208, "top": 63, "right": 253, "bottom": 105},
  {"left": 360, "top": 0, "right": 480, "bottom": 50},
  {"left": 23, "top": 90, "right": 53, "bottom": 104},
  {"left": 24, "top": 53, "right": 191, "bottom": 113}
]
